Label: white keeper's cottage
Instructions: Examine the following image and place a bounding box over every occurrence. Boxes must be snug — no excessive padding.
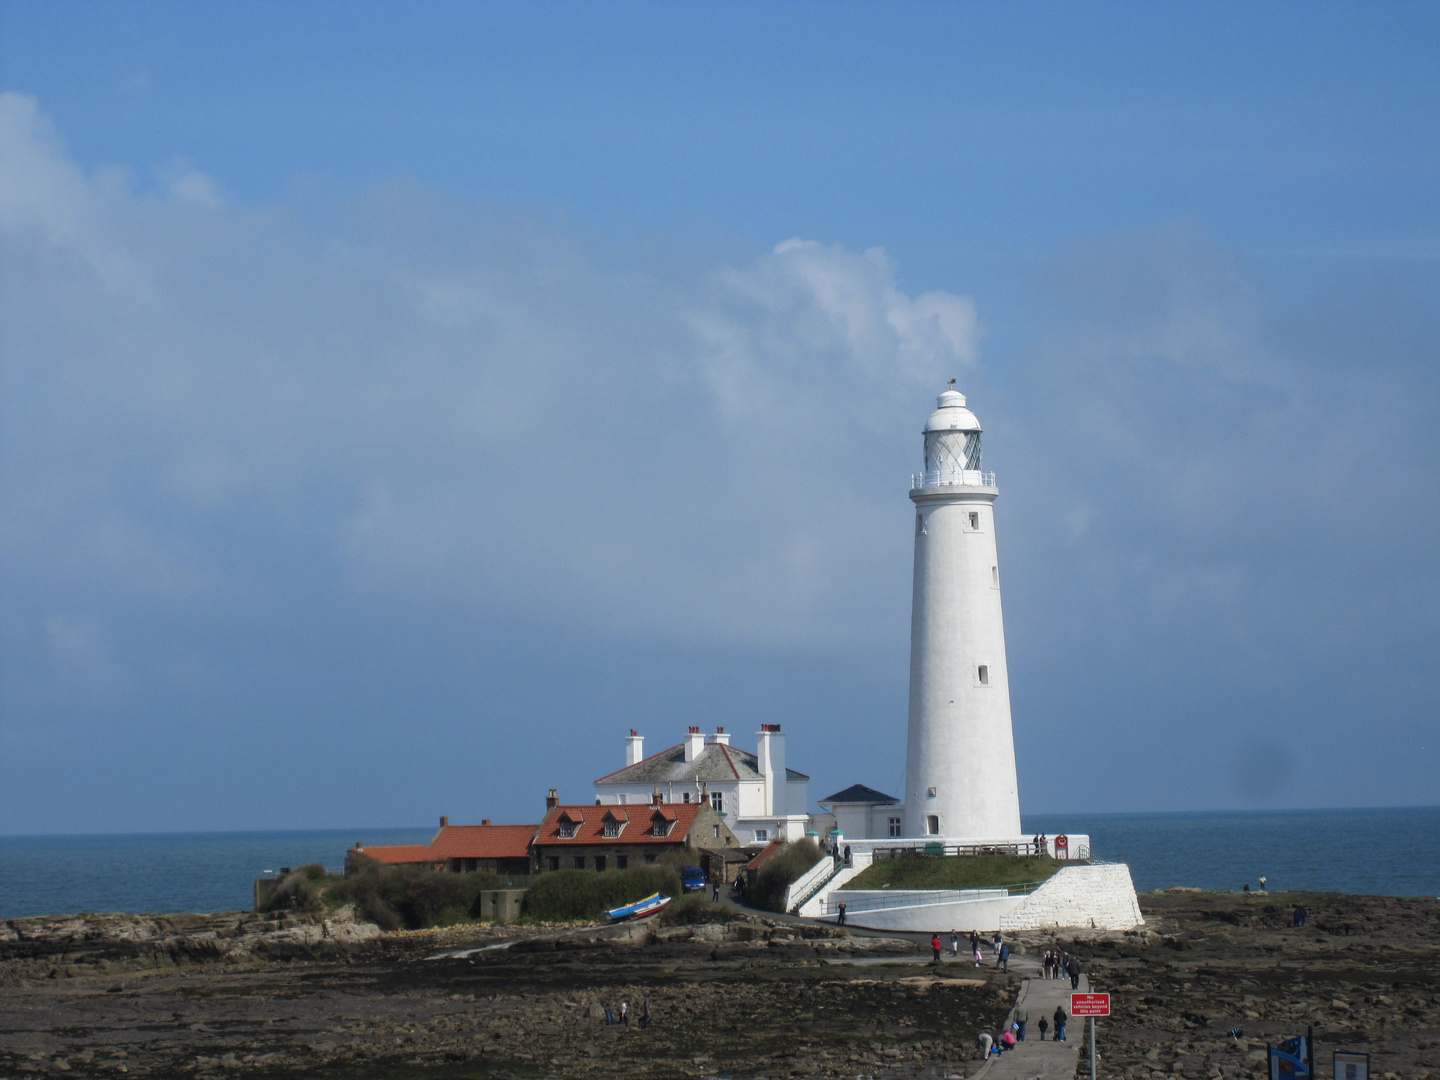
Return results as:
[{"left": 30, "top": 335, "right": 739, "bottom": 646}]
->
[{"left": 594, "top": 725, "right": 810, "bottom": 845}]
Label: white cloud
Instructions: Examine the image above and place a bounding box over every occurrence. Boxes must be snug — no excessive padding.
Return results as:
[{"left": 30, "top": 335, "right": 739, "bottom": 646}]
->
[{"left": 0, "top": 94, "right": 979, "bottom": 664}]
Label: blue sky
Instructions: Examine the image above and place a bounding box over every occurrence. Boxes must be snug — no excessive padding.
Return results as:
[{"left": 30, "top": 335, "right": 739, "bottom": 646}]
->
[{"left": 2, "top": 2, "right": 1438, "bottom": 834}]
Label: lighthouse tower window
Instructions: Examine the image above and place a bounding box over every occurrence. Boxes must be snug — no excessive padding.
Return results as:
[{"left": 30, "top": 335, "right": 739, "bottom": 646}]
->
[
  {"left": 968, "top": 512, "right": 979, "bottom": 529},
  {"left": 978, "top": 665, "right": 990, "bottom": 685},
  {"left": 992, "top": 566, "right": 999, "bottom": 587},
  {"left": 926, "top": 815, "right": 940, "bottom": 835}
]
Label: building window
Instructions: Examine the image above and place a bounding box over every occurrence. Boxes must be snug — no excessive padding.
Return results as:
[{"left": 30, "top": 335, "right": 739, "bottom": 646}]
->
[
  {"left": 926, "top": 786, "right": 937, "bottom": 797},
  {"left": 616, "top": 855, "right": 628, "bottom": 870},
  {"left": 978, "top": 665, "right": 989, "bottom": 685},
  {"left": 992, "top": 566, "right": 999, "bottom": 586},
  {"left": 594, "top": 856, "right": 606, "bottom": 872},
  {"left": 651, "top": 817, "right": 673, "bottom": 837},
  {"left": 573, "top": 856, "right": 586, "bottom": 870},
  {"left": 618, "top": 793, "right": 627, "bottom": 804},
  {"left": 969, "top": 512, "right": 979, "bottom": 529},
  {"left": 682, "top": 791, "right": 691, "bottom": 803},
  {"left": 915, "top": 512, "right": 925, "bottom": 536},
  {"left": 558, "top": 822, "right": 578, "bottom": 839},
  {"left": 602, "top": 817, "right": 623, "bottom": 838},
  {"left": 710, "top": 791, "right": 723, "bottom": 812},
  {"left": 712, "top": 824, "right": 720, "bottom": 838},
  {"left": 644, "top": 853, "right": 657, "bottom": 864},
  {"left": 888, "top": 817, "right": 902, "bottom": 837},
  {"left": 754, "top": 829, "right": 769, "bottom": 843},
  {"left": 548, "top": 856, "right": 560, "bottom": 872},
  {"left": 926, "top": 815, "right": 940, "bottom": 836}
]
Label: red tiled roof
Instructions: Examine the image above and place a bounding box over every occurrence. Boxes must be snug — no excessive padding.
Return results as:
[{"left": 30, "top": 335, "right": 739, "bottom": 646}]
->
[
  {"left": 353, "top": 845, "right": 437, "bottom": 866},
  {"left": 745, "top": 841, "right": 783, "bottom": 871},
  {"left": 428, "top": 824, "right": 538, "bottom": 861},
  {"left": 534, "top": 803, "right": 703, "bottom": 846}
]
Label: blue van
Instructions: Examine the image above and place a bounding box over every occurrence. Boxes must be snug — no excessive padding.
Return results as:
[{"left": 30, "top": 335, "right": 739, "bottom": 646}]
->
[{"left": 681, "top": 865, "right": 707, "bottom": 893}]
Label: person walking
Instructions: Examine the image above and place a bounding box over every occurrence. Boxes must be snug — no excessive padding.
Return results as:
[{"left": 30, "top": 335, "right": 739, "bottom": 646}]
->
[
  {"left": 949, "top": 930, "right": 959, "bottom": 956},
  {"left": 996, "top": 941, "right": 1009, "bottom": 972},
  {"left": 931, "top": 934, "right": 942, "bottom": 962},
  {"left": 640, "top": 995, "right": 651, "bottom": 1030},
  {"left": 1053, "top": 1004, "right": 1068, "bottom": 1042},
  {"left": 619, "top": 1000, "right": 629, "bottom": 1028},
  {"left": 1068, "top": 955, "right": 1081, "bottom": 990},
  {"left": 712, "top": 880, "right": 721, "bottom": 902},
  {"left": 1014, "top": 1003, "right": 1028, "bottom": 1041},
  {"left": 1037, "top": 1015, "right": 1049, "bottom": 1041},
  {"left": 991, "top": 931, "right": 1002, "bottom": 957}
]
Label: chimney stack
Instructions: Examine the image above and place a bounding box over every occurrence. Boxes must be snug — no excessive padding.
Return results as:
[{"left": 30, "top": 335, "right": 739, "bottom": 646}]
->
[
  {"left": 684, "top": 725, "right": 705, "bottom": 762},
  {"left": 439, "top": 815, "right": 449, "bottom": 828},
  {"left": 481, "top": 819, "right": 491, "bottom": 826},
  {"left": 652, "top": 787, "right": 663, "bottom": 806},
  {"left": 756, "top": 724, "right": 785, "bottom": 817},
  {"left": 546, "top": 789, "right": 559, "bottom": 809},
  {"left": 626, "top": 729, "right": 644, "bottom": 766},
  {"left": 713, "top": 726, "right": 731, "bottom": 746}
]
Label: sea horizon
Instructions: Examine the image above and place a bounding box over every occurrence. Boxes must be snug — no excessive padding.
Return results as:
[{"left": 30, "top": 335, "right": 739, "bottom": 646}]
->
[{"left": 3, "top": 805, "right": 1437, "bottom": 921}]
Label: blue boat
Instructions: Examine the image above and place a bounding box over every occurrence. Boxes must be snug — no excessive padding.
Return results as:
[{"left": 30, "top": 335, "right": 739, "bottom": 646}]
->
[{"left": 604, "top": 892, "right": 671, "bottom": 921}]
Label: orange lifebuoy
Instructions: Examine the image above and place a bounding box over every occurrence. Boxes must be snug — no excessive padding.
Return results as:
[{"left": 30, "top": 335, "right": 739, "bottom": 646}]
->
[{"left": 1055, "top": 834, "right": 1069, "bottom": 850}]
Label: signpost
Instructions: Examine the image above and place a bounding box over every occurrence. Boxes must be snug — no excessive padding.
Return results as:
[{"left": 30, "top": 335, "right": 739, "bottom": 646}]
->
[{"left": 1072, "top": 995, "right": 1110, "bottom": 1080}]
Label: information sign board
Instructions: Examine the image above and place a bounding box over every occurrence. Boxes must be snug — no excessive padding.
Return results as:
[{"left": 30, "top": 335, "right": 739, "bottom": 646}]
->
[{"left": 1071, "top": 993, "right": 1110, "bottom": 1016}]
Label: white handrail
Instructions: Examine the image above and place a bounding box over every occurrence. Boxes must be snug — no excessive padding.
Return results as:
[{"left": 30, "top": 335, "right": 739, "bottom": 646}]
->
[{"left": 784, "top": 856, "right": 838, "bottom": 913}]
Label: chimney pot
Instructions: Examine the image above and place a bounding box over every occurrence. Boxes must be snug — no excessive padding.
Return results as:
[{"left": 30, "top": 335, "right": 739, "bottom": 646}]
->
[
  {"left": 439, "top": 815, "right": 449, "bottom": 828},
  {"left": 716, "top": 726, "right": 724, "bottom": 733},
  {"left": 481, "top": 819, "right": 491, "bottom": 826},
  {"left": 688, "top": 726, "right": 700, "bottom": 734},
  {"left": 546, "top": 788, "right": 559, "bottom": 809},
  {"left": 630, "top": 728, "right": 637, "bottom": 736}
]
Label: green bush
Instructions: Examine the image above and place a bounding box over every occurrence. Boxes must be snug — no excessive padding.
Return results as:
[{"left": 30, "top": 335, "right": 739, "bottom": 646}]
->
[
  {"left": 521, "top": 866, "right": 681, "bottom": 922},
  {"left": 327, "top": 864, "right": 507, "bottom": 930},
  {"left": 262, "top": 869, "right": 325, "bottom": 914},
  {"left": 753, "top": 839, "right": 824, "bottom": 913},
  {"left": 657, "top": 892, "right": 726, "bottom": 926}
]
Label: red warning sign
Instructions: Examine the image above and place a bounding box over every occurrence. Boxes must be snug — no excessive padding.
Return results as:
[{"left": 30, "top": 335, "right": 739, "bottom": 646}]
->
[{"left": 1071, "top": 993, "right": 1110, "bottom": 1016}]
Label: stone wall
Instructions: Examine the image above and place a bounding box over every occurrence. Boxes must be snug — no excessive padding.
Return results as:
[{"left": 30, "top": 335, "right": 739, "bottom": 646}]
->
[{"left": 999, "top": 864, "right": 1144, "bottom": 931}]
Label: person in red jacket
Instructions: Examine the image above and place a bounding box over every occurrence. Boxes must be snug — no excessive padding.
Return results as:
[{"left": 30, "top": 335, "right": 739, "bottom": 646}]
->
[{"left": 931, "top": 934, "right": 942, "bottom": 961}]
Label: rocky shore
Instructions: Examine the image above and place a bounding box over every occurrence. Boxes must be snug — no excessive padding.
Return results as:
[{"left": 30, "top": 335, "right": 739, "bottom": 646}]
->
[{"left": 1, "top": 889, "right": 1436, "bottom": 1079}]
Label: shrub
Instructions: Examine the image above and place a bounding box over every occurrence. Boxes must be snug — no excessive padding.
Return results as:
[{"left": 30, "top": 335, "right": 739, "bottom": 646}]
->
[
  {"left": 753, "top": 839, "right": 824, "bottom": 913},
  {"left": 657, "top": 892, "right": 726, "bottom": 926},
  {"left": 521, "top": 866, "right": 681, "bottom": 922},
  {"left": 328, "top": 864, "right": 508, "bottom": 930},
  {"left": 262, "top": 870, "right": 324, "bottom": 914}
]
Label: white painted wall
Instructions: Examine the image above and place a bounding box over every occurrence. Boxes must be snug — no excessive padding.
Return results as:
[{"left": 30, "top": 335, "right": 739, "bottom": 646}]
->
[
  {"left": 821, "top": 863, "right": 1142, "bottom": 932},
  {"left": 904, "top": 391, "right": 1022, "bottom": 839}
]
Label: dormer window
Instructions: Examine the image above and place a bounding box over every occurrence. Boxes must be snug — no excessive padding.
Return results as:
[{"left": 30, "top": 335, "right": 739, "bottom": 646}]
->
[
  {"left": 650, "top": 813, "right": 675, "bottom": 837},
  {"left": 555, "top": 811, "right": 584, "bottom": 839},
  {"left": 602, "top": 812, "right": 626, "bottom": 839}
]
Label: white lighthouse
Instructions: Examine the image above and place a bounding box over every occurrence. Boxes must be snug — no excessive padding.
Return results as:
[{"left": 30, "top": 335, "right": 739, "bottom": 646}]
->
[{"left": 902, "top": 384, "right": 1022, "bottom": 839}]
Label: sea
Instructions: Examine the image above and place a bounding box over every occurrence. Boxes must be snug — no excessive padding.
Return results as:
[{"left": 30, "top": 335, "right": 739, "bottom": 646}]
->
[{"left": 1, "top": 808, "right": 1437, "bottom": 920}]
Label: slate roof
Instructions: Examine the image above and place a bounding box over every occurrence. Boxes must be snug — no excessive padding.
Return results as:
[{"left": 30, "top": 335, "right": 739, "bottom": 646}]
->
[
  {"left": 818, "top": 783, "right": 900, "bottom": 806},
  {"left": 533, "top": 802, "right": 706, "bottom": 846},
  {"left": 595, "top": 742, "right": 809, "bottom": 785}
]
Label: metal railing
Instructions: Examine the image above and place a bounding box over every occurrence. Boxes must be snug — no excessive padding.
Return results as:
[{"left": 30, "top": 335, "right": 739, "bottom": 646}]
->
[
  {"left": 825, "top": 879, "right": 1048, "bottom": 916},
  {"left": 911, "top": 470, "right": 997, "bottom": 491},
  {"left": 870, "top": 841, "right": 1051, "bottom": 859}
]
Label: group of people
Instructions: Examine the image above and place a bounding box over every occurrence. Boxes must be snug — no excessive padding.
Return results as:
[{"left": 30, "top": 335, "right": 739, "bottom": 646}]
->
[
  {"left": 1041, "top": 948, "right": 1081, "bottom": 988},
  {"left": 979, "top": 1003, "right": 1069, "bottom": 1057},
  {"left": 602, "top": 996, "right": 652, "bottom": 1030},
  {"left": 929, "top": 929, "right": 1009, "bottom": 968}
]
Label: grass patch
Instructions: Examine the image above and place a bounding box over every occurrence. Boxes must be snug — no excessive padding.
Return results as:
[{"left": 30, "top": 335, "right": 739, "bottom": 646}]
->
[
  {"left": 840, "top": 853, "right": 1064, "bottom": 893},
  {"left": 318, "top": 864, "right": 510, "bottom": 930}
]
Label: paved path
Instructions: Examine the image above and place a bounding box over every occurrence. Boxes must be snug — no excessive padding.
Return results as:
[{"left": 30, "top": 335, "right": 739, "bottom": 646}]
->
[{"left": 976, "top": 963, "right": 1091, "bottom": 1080}]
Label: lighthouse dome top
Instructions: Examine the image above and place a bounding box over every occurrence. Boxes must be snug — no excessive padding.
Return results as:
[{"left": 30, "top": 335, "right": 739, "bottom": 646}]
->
[{"left": 924, "top": 386, "right": 981, "bottom": 434}]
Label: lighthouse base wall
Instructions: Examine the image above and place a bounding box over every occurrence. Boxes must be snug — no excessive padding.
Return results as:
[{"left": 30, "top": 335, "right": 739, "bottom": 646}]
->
[{"left": 824, "top": 864, "right": 1143, "bottom": 933}]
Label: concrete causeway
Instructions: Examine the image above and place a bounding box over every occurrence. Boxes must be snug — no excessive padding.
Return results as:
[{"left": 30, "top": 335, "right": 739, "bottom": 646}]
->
[{"left": 975, "top": 953, "right": 1092, "bottom": 1080}]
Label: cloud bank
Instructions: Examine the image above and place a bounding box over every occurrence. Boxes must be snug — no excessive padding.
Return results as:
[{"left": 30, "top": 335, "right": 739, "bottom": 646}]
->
[{"left": 2, "top": 93, "right": 1437, "bottom": 831}]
